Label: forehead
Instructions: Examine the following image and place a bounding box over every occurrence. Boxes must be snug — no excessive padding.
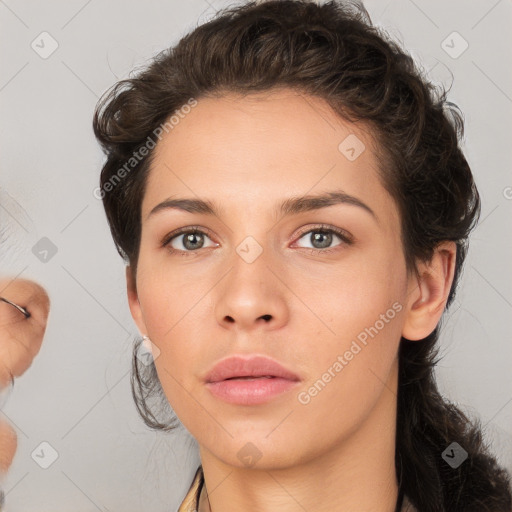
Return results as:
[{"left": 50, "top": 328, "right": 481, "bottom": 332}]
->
[
  {"left": 144, "top": 88, "right": 398, "bottom": 230},
  {"left": 151, "top": 88, "right": 378, "bottom": 167}
]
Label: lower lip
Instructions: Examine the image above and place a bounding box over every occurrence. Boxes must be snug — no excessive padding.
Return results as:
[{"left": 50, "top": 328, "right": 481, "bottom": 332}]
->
[{"left": 206, "top": 377, "right": 299, "bottom": 405}]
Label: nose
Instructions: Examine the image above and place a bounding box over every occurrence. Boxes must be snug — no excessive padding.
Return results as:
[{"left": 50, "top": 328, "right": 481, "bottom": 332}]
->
[{"left": 214, "top": 249, "right": 289, "bottom": 332}]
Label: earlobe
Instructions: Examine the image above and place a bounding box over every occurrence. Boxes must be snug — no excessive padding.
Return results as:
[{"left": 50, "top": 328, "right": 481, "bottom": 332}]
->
[
  {"left": 126, "top": 265, "right": 148, "bottom": 335},
  {"left": 401, "top": 241, "right": 457, "bottom": 341}
]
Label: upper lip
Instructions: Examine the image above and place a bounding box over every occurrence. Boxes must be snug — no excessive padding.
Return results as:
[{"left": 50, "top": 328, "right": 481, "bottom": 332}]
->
[{"left": 204, "top": 355, "right": 301, "bottom": 383}]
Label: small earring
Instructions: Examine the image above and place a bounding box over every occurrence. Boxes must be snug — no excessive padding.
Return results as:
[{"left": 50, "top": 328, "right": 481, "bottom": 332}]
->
[
  {"left": 140, "top": 334, "right": 161, "bottom": 362},
  {"left": 142, "top": 334, "right": 151, "bottom": 349}
]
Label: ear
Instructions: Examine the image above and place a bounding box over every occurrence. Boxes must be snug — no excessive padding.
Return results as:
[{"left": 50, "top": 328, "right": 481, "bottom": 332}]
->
[
  {"left": 402, "top": 241, "right": 457, "bottom": 341},
  {"left": 126, "top": 265, "right": 148, "bottom": 336}
]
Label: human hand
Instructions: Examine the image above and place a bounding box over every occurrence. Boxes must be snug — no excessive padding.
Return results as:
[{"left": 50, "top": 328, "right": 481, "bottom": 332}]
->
[{"left": 0, "top": 278, "right": 50, "bottom": 479}]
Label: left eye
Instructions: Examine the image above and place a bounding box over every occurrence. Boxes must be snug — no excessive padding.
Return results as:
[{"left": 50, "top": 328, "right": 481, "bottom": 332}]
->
[{"left": 294, "top": 227, "right": 352, "bottom": 252}]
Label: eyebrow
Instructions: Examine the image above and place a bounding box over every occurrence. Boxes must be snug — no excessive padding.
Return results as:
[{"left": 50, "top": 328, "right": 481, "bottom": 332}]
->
[{"left": 147, "top": 190, "right": 377, "bottom": 223}]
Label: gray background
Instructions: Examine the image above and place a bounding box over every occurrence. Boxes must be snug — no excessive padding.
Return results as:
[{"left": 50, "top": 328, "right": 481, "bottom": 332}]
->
[{"left": 1, "top": 0, "right": 511, "bottom": 510}]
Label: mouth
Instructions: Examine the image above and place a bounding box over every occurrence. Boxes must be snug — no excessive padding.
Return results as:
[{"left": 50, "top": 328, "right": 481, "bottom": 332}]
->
[{"left": 204, "top": 355, "right": 301, "bottom": 405}]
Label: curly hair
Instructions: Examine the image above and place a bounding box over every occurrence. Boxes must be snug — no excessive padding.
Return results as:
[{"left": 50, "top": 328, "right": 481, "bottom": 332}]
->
[{"left": 92, "top": 1, "right": 512, "bottom": 510}]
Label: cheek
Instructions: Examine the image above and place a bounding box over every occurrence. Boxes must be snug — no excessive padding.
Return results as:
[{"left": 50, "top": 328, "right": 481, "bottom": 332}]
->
[
  {"left": 295, "top": 241, "right": 406, "bottom": 345},
  {"left": 292, "top": 246, "right": 406, "bottom": 401},
  {"left": 138, "top": 275, "right": 204, "bottom": 417},
  {"left": 290, "top": 277, "right": 405, "bottom": 449},
  {"left": 137, "top": 254, "right": 208, "bottom": 338},
  {"left": 136, "top": 266, "right": 200, "bottom": 373}
]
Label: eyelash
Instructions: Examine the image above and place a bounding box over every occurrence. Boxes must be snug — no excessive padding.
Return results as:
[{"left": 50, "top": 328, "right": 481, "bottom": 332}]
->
[{"left": 161, "top": 224, "right": 354, "bottom": 256}]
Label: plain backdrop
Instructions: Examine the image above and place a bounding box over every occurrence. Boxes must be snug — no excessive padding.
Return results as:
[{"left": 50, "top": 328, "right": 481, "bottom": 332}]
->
[{"left": 1, "top": 0, "right": 511, "bottom": 510}]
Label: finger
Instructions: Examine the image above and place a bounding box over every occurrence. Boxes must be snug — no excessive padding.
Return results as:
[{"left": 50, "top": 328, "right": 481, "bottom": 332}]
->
[
  {"left": 0, "top": 354, "right": 24, "bottom": 389},
  {"left": 0, "top": 420, "right": 17, "bottom": 475},
  {"left": 0, "top": 320, "right": 46, "bottom": 388},
  {"left": 0, "top": 317, "right": 47, "bottom": 365}
]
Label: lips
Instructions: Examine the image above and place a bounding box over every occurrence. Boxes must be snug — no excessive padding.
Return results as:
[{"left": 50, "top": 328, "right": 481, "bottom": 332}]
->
[
  {"left": 204, "top": 355, "right": 300, "bottom": 383},
  {"left": 204, "top": 355, "right": 301, "bottom": 405}
]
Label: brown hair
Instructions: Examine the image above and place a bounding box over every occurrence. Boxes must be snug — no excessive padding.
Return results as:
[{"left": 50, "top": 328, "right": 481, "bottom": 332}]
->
[{"left": 93, "top": 1, "right": 512, "bottom": 510}]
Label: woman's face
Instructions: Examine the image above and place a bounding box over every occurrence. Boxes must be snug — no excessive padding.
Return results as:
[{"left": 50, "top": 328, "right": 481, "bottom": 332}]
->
[{"left": 128, "top": 88, "right": 416, "bottom": 469}]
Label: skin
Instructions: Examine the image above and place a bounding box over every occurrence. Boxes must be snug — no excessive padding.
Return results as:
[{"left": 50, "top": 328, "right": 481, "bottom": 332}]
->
[
  {"left": 0, "top": 278, "right": 50, "bottom": 475},
  {"left": 127, "top": 89, "right": 456, "bottom": 512}
]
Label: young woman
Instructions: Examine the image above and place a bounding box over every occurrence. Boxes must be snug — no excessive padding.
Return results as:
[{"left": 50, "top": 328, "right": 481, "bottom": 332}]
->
[{"left": 92, "top": 1, "right": 512, "bottom": 510}]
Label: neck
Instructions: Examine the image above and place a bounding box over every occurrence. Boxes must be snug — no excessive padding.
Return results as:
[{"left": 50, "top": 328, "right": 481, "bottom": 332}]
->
[{"left": 198, "top": 363, "right": 400, "bottom": 512}]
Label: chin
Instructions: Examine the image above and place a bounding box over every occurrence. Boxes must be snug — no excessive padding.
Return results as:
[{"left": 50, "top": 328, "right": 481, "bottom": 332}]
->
[{"left": 198, "top": 429, "right": 315, "bottom": 471}]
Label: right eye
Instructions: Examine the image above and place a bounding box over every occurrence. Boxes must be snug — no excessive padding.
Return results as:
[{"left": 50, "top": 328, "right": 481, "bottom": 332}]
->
[{"left": 162, "top": 227, "right": 218, "bottom": 255}]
